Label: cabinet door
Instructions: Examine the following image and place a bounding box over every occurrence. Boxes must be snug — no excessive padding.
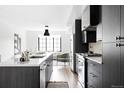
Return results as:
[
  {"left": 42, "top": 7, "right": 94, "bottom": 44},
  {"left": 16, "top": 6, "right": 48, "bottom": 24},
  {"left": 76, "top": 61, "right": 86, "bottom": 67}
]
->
[
  {"left": 102, "top": 43, "right": 120, "bottom": 88},
  {"left": 120, "top": 6, "right": 124, "bottom": 87},
  {"left": 40, "top": 66, "right": 46, "bottom": 88},
  {"left": 102, "top": 5, "right": 120, "bottom": 43},
  {"left": 121, "top": 6, "right": 124, "bottom": 42},
  {"left": 87, "top": 60, "right": 102, "bottom": 88},
  {"left": 120, "top": 42, "right": 124, "bottom": 87}
]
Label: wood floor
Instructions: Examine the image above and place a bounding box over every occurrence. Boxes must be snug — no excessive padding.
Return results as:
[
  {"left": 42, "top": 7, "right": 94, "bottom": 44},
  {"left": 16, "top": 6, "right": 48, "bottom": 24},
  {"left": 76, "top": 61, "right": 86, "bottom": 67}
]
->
[{"left": 49, "top": 60, "right": 82, "bottom": 88}]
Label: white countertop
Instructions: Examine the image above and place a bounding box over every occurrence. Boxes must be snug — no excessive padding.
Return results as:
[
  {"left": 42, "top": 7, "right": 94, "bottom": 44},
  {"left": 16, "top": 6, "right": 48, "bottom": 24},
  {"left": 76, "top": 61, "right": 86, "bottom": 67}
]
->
[
  {"left": 76, "top": 53, "right": 102, "bottom": 64},
  {"left": 86, "top": 56, "right": 102, "bottom": 64},
  {"left": 0, "top": 52, "right": 53, "bottom": 67}
]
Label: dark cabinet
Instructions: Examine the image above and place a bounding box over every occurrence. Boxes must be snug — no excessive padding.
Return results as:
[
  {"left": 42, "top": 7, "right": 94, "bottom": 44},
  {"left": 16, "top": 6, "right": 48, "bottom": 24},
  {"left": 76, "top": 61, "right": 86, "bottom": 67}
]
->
[
  {"left": 120, "top": 6, "right": 124, "bottom": 87},
  {"left": 120, "top": 42, "right": 124, "bottom": 87},
  {"left": 102, "top": 5, "right": 124, "bottom": 88},
  {"left": 102, "top": 43, "right": 120, "bottom": 88},
  {"left": 82, "top": 5, "right": 100, "bottom": 30},
  {"left": 87, "top": 59, "right": 102, "bottom": 88},
  {"left": 0, "top": 55, "right": 53, "bottom": 88},
  {"left": 121, "top": 6, "right": 124, "bottom": 41},
  {"left": 0, "top": 67, "right": 40, "bottom": 88},
  {"left": 102, "top": 5, "right": 120, "bottom": 43}
]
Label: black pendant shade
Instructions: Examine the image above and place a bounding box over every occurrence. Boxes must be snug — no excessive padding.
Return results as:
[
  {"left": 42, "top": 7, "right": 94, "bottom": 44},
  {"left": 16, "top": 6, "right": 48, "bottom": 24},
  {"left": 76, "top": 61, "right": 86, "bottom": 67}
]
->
[{"left": 44, "top": 25, "right": 50, "bottom": 36}]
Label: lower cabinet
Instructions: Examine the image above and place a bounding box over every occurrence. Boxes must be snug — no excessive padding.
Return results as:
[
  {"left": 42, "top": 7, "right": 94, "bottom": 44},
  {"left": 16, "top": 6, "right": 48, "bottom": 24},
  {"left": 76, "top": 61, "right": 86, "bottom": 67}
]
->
[
  {"left": 41, "top": 54, "right": 53, "bottom": 88},
  {"left": 45, "top": 54, "right": 53, "bottom": 87},
  {"left": 0, "top": 55, "right": 53, "bottom": 88},
  {"left": 102, "top": 43, "right": 121, "bottom": 88},
  {"left": 87, "top": 59, "right": 102, "bottom": 88},
  {"left": 40, "top": 62, "right": 47, "bottom": 88},
  {"left": 0, "top": 67, "right": 40, "bottom": 88}
]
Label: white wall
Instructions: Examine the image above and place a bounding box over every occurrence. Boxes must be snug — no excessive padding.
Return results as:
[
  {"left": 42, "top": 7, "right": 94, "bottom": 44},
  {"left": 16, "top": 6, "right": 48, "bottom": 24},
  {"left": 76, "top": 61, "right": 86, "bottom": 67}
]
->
[
  {"left": 67, "top": 5, "right": 87, "bottom": 29},
  {"left": 26, "top": 28, "right": 71, "bottom": 53},
  {"left": 0, "top": 21, "right": 26, "bottom": 62}
]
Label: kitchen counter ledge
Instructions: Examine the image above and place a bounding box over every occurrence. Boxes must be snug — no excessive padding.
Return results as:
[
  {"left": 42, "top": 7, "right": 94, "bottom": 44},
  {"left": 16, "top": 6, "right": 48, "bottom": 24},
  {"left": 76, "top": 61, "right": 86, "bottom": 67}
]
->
[{"left": 0, "top": 52, "right": 53, "bottom": 67}]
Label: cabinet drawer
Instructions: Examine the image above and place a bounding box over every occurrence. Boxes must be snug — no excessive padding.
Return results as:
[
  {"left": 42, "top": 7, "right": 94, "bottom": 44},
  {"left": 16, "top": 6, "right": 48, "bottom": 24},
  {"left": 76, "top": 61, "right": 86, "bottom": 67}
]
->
[
  {"left": 88, "top": 60, "right": 102, "bottom": 73},
  {"left": 88, "top": 84, "right": 96, "bottom": 88},
  {"left": 88, "top": 74, "right": 102, "bottom": 88},
  {"left": 87, "top": 59, "right": 102, "bottom": 88},
  {"left": 88, "top": 67, "right": 101, "bottom": 77}
]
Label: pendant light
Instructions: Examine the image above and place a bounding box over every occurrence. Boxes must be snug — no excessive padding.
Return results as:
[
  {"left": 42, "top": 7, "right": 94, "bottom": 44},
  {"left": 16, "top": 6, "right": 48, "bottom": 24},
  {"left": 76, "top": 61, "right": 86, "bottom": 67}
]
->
[{"left": 44, "top": 25, "right": 50, "bottom": 36}]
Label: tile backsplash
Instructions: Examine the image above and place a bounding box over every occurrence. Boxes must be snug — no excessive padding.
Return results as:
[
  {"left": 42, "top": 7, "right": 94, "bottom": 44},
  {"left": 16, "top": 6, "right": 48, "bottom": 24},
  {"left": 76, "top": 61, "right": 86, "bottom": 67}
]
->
[{"left": 89, "top": 41, "right": 102, "bottom": 54}]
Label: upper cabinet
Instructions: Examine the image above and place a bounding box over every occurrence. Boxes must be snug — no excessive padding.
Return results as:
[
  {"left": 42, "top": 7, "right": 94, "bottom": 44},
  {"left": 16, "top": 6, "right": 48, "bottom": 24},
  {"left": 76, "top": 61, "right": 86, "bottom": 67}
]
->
[
  {"left": 102, "top": 6, "right": 120, "bottom": 43},
  {"left": 121, "top": 6, "right": 124, "bottom": 42},
  {"left": 82, "top": 5, "right": 100, "bottom": 30}
]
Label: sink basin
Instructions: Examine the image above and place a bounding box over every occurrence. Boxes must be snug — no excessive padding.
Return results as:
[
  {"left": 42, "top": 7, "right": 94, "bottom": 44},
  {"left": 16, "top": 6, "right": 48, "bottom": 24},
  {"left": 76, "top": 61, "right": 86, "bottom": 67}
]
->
[{"left": 30, "top": 55, "right": 44, "bottom": 58}]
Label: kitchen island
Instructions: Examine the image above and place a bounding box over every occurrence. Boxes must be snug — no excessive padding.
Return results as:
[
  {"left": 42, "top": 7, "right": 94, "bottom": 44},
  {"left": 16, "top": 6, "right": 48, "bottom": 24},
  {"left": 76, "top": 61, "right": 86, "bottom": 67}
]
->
[{"left": 0, "top": 52, "right": 53, "bottom": 88}]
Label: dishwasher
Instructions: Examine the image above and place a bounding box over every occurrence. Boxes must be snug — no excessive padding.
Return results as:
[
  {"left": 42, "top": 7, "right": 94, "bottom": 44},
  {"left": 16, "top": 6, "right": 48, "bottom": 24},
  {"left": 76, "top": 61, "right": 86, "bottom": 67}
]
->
[
  {"left": 40, "top": 62, "right": 47, "bottom": 88},
  {"left": 76, "top": 54, "right": 86, "bottom": 88}
]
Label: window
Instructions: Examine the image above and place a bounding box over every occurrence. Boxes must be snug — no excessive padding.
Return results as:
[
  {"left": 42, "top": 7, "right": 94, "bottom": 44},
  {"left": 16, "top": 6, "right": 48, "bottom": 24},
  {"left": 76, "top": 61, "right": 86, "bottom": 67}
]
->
[{"left": 38, "top": 35, "right": 61, "bottom": 52}]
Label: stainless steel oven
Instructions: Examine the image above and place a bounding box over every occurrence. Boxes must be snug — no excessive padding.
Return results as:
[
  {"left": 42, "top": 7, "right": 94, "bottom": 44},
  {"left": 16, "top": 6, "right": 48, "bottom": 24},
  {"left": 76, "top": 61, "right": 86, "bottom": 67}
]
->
[{"left": 76, "top": 54, "right": 86, "bottom": 88}]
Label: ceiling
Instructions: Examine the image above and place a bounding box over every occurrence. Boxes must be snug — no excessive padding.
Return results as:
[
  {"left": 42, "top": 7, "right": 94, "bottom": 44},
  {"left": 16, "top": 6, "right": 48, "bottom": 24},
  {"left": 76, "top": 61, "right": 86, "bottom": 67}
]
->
[{"left": 0, "top": 5, "right": 73, "bottom": 30}]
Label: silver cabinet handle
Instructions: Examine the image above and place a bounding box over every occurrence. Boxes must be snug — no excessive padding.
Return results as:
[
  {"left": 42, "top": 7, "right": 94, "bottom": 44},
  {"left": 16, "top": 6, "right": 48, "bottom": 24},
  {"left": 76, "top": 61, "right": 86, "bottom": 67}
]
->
[
  {"left": 116, "top": 36, "right": 124, "bottom": 40},
  {"left": 116, "top": 36, "right": 120, "bottom": 40},
  {"left": 119, "top": 37, "right": 124, "bottom": 40},
  {"left": 116, "top": 43, "right": 124, "bottom": 47},
  {"left": 89, "top": 73, "right": 97, "bottom": 78},
  {"left": 119, "top": 43, "right": 124, "bottom": 46},
  {"left": 116, "top": 43, "right": 120, "bottom": 47}
]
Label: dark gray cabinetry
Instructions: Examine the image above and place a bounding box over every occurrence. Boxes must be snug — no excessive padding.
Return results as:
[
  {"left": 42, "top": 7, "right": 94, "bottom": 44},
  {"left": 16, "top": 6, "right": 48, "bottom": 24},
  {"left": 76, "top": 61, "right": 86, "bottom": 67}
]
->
[
  {"left": 121, "top": 6, "right": 124, "bottom": 42},
  {"left": 120, "top": 6, "right": 124, "bottom": 87},
  {"left": 102, "top": 43, "right": 120, "bottom": 88},
  {"left": 102, "top": 5, "right": 120, "bottom": 43},
  {"left": 102, "top": 5, "right": 124, "bottom": 88},
  {"left": 87, "top": 59, "right": 102, "bottom": 88},
  {"left": 0, "top": 54, "right": 53, "bottom": 88},
  {"left": 120, "top": 43, "right": 124, "bottom": 87},
  {"left": 0, "top": 67, "right": 40, "bottom": 88}
]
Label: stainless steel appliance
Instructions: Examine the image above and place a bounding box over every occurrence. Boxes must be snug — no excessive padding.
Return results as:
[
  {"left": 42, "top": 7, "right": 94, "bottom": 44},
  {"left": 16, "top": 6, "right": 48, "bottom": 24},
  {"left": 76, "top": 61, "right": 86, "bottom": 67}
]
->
[
  {"left": 76, "top": 54, "right": 86, "bottom": 87},
  {"left": 82, "top": 30, "right": 96, "bottom": 43}
]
